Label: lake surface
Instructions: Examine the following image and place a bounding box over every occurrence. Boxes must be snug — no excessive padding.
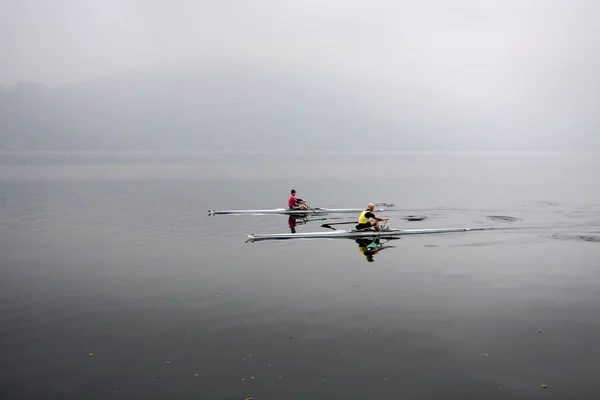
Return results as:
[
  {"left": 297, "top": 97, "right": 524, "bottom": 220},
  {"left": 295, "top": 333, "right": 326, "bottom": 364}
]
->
[{"left": 1, "top": 151, "right": 599, "bottom": 400}]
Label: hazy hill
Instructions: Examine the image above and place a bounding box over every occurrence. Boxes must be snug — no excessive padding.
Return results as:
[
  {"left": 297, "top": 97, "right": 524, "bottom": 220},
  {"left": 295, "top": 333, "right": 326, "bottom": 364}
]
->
[
  {"left": 0, "top": 65, "right": 597, "bottom": 151},
  {"left": 0, "top": 66, "right": 405, "bottom": 151}
]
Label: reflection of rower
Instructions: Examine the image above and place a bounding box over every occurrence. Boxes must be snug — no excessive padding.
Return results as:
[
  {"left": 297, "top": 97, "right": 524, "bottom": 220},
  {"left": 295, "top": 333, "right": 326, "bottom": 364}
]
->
[
  {"left": 356, "top": 238, "right": 381, "bottom": 262},
  {"left": 355, "top": 238, "right": 397, "bottom": 262},
  {"left": 288, "top": 215, "right": 309, "bottom": 233}
]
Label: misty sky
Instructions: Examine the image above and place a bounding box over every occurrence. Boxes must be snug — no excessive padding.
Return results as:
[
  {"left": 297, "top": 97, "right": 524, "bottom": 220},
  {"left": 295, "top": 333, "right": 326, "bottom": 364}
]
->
[
  {"left": 2, "top": 0, "right": 597, "bottom": 87},
  {"left": 1, "top": 0, "right": 599, "bottom": 150}
]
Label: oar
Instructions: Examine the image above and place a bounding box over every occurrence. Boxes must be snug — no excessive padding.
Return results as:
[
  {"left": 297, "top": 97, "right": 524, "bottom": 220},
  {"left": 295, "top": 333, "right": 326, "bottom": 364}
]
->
[
  {"left": 305, "top": 217, "right": 328, "bottom": 222},
  {"left": 321, "top": 221, "right": 356, "bottom": 227},
  {"left": 322, "top": 215, "right": 426, "bottom": 228},
  {"left": 367, "top": 221, "right": 388, "bottom": 248},
  {"left": 294, "top": 216, "right": 327, "bottom": 224},
  {"left": 305, "top": 203, "right": 322, "bottom": 217}
]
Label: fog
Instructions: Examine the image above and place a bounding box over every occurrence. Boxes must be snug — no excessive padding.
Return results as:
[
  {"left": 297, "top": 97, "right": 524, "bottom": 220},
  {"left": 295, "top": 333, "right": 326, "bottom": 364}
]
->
[{"left": 1, "top": 0, "right": 598, "bottom": 151}]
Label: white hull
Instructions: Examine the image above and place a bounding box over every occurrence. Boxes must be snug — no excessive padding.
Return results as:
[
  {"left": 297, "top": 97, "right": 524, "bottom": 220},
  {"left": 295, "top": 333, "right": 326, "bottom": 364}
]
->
[
  {"left": 209, "top": 207, "right": 386, "bottom": 216},
  {"left": 246, "top": 227, "right": 474, "bottom": 241}
]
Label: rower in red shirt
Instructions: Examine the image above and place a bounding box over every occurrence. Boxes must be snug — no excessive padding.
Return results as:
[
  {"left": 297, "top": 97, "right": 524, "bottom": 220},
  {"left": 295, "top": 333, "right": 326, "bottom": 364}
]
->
[{"left": 288, "top": 189, "right": 308, "bottom": 210}]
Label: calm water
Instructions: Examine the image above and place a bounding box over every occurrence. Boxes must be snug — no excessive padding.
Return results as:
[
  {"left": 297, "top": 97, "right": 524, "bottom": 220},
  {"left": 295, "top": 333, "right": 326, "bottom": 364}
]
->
[{"left": 1, "top": 151, "right": 599, "bottom": 400}]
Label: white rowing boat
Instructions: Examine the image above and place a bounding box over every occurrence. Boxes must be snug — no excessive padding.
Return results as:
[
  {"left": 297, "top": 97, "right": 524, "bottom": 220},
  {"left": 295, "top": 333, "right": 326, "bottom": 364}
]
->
[
  {"left": 209, "top": 207, "right": 387, "bottom": 216},
  {"left": 245, "top": 227, "right": 478, "bottom": 241}
]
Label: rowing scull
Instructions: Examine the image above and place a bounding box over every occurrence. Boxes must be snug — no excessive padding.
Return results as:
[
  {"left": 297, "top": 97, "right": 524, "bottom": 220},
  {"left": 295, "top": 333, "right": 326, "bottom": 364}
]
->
[
  {"left": 209, "top": 207, "right": 387, "bottom": 216},
  {"left": 245, "top": 227, "right": 478, "bottom": 241}
]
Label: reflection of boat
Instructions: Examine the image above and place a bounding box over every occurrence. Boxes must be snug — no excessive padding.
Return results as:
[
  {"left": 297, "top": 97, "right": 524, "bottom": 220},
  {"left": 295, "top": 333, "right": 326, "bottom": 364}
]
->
[
  {"left": 246, "top": 227, "right": 478, "bottom": 241},
  {"left": 209, "top": 207, "right": 388, "bottom": 216}
]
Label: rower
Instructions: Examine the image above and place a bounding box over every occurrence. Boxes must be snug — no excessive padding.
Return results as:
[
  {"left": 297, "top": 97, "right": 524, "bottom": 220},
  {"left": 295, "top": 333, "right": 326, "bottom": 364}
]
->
[
  {"left": 288, "top": 189, "right": 308, "bottom": 210},
  {"left": 356, "top": 203, "right": 389, "bottom": 231}
]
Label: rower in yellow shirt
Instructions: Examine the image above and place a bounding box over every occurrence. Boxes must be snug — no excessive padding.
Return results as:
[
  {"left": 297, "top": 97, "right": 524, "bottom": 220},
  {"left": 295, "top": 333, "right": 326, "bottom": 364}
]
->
[{"left": 356, "top": 203, "right": 389, "bottom": 231}]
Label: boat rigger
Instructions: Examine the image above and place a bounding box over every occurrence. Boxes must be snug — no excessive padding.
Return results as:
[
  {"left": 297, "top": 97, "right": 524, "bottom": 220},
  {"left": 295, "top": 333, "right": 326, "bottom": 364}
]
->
[{"left": 245, "top": 227, "right": 478, "bottom": 241}]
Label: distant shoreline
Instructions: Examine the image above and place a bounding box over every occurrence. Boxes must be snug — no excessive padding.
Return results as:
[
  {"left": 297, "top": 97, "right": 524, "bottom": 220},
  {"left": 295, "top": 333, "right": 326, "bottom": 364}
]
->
[{"left": 0, "top": 149, "right": 585, "bottom": 155}]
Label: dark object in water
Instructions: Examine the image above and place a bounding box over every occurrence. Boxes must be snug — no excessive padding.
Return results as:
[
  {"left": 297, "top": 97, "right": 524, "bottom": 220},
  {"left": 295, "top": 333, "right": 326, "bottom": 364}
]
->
[
  {"left": 486, "top": 215, "right": 521, "bottom": 222},
  {"left": 403, "top": 215, "right": 427, "bottom": 221},
  {"left": 552, "top": 234, "right": 600, "bottom": 243}
]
